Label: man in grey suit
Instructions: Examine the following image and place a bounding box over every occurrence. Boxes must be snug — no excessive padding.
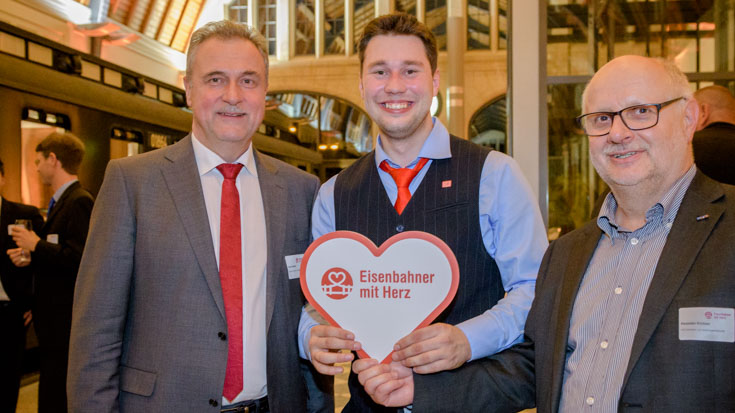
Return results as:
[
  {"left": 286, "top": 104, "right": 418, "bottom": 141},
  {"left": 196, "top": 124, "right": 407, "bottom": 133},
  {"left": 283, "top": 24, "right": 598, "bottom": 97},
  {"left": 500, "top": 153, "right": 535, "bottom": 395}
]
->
[
  {"left": 353, "top": 55, "right": 735, "bottom": 412},
  {"left": 68, "top": 21, "right": 320, "bottom": 412}
]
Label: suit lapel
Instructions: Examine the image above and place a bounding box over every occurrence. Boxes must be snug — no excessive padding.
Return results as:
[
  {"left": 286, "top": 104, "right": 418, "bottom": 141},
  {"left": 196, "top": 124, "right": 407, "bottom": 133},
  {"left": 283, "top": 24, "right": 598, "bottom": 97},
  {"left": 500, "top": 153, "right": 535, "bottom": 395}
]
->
[
  {"left": 549, "top": 221, "right": 602, "bottom": 412},
  {"left": 254, "top": 151, "right": 286, "bottom": 334},
  {"left": 622, "top": 172, "right": 725, "bottom": 387},
  {"left": 160, "top": 136, "right": 225, "bottom": 319},
  {"left": 45, "top": 181, "right": 79, "bottom": 227}
]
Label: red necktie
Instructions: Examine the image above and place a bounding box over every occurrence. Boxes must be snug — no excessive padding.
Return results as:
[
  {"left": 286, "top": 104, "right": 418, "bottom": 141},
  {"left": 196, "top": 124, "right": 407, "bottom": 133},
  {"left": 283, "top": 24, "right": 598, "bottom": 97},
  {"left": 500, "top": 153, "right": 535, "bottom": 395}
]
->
[
  {"left": 217, "top": 163, "right": 244, "bottom": 401},
  {"left": 379, "top": 157, "right": 429, "bottom": 215}
]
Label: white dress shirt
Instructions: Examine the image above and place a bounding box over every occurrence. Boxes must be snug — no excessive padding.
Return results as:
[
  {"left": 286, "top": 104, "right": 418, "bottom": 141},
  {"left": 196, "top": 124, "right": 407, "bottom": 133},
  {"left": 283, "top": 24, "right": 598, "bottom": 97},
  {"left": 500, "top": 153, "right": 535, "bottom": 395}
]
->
[{"left": 191, "top": 136, "right": 268, "bottom": 404}]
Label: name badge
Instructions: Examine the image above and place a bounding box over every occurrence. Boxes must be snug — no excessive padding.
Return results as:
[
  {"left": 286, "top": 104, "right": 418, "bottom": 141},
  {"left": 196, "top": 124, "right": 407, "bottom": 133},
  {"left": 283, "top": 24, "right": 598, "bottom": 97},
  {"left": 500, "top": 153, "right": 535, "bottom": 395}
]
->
[
  {"left": 284, "top": 254, "right": 304, "bottom": 280},
  {"left": 46, "top": 234, "right": 59, "bottom": 244},
  {"left": 679, "top": 307, "right": 734, "bottom": 343}
]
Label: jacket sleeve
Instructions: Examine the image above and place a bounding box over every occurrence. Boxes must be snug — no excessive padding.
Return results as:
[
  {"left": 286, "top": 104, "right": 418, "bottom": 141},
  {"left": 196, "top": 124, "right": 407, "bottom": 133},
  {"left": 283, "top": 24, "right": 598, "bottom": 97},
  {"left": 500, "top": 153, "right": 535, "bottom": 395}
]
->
[
  {"left": 67, "top": 161, "right": 134, "bottom": 412},
  {"left": 33, "top": 191, "right": 94, "bottom": 274},
  {"left": 411, "top": 241, "right": 559, "bottom": 412}
]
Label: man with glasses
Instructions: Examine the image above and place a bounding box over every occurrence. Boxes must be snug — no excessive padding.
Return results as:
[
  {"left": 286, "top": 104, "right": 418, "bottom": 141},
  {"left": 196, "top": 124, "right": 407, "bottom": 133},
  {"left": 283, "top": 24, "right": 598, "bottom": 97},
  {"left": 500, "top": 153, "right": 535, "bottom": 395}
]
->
[{"left": 353, "top": 55, "right": 735, "bottom": 412}]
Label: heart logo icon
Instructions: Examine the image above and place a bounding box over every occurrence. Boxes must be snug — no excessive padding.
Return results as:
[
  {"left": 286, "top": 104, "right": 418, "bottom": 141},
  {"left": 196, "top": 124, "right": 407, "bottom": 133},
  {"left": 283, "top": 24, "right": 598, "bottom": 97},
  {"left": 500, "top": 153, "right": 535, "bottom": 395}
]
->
[{"left": 301, "top": 230, "right": 459, "bottom": 363}]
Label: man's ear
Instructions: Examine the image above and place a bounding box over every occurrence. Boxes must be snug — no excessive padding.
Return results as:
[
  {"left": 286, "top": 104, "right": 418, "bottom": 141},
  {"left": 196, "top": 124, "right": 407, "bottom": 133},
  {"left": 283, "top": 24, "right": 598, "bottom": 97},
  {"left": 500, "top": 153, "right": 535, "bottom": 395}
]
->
[
  {"left": 184, "top": 76, "right": 193, "bottom": 108},
  {"left": 696, "top": 102, "right": 710, "bottom": 131},
  {"left": 432, "top": 69, "right": 440, "bottom": 97},
  {"left": 683, "top": 98, "right": 700, "bottom": 141}
]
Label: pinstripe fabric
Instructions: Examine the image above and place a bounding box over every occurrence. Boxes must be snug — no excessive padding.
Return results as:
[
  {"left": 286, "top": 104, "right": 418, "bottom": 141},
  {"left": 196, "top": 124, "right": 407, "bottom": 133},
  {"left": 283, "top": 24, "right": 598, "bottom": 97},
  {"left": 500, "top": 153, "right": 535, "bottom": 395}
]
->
[
  {"left": 559, "top": 166, "right": 697, "bottom": 412},
  {"left": 334, "top": 136, "right": 504, "bottom": 412}
]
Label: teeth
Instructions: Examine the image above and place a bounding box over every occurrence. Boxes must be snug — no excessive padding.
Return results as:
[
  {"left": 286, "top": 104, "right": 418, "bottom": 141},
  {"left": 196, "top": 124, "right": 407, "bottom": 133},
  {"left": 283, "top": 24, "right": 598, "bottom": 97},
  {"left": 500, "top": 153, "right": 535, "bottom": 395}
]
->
[
  {"left": 614, "top": 152, "right": 635, "bottom": 159},
  {"left": 384, "top": 102, "right": 409, "bottom": 109}
]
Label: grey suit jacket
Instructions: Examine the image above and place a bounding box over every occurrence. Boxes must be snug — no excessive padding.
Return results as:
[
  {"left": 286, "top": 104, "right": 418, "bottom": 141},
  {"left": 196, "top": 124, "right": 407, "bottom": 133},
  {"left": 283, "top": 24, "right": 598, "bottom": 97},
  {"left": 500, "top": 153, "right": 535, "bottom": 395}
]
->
[
  {"left": 413, "top": 171, "right": 735, "bottom": 412},
  {"left": 67, "top": 136, "right": 320, "bottom": 412}
]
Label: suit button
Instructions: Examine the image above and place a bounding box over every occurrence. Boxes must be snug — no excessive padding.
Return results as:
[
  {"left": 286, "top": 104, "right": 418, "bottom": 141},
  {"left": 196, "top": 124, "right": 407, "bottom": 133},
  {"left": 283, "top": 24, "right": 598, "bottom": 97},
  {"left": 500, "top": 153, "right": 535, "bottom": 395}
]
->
[
  {"left": 218, "top": 332, "right": 227, "bottom": 340},
  {"left": 209, "top": 399, "right": 219, "bottom": 407},
  {"left": 396, "top": 224, "right": 405, "bottom": 232}
]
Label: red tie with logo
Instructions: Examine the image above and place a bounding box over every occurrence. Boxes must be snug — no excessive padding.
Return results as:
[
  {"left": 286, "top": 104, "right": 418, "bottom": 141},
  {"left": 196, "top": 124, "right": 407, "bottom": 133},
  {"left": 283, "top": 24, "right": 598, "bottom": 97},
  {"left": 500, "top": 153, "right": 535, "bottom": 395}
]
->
[
  {"left": 217, "top": 163, "right": 244, "bottom": 401},
  {"left": 379, "top": 157, "right": 429, "bottom": 215}
]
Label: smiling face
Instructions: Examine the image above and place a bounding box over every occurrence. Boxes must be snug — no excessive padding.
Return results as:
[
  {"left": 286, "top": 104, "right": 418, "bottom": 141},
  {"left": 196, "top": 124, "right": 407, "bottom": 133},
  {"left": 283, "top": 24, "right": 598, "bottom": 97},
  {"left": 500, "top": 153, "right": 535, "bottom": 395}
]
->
[
  {"left": 584, "top": 56, "right": 698, "bottom": 195},
  {"left": 185, "top": 37, "right": 267, "bottom": 159},
  {"left": 359, "top": 34, "right": 439, "bottom": 143}
]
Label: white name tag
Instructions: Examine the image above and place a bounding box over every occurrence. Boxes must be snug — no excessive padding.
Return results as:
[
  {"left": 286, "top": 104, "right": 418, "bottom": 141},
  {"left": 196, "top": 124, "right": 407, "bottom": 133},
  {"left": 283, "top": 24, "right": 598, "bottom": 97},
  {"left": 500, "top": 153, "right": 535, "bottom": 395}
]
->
[
  {"left": 46, "top": 234, "right": 59, "bottom": 244},
  {"left": 284, "top": 254, "right": 304, "bottom": 280},
  {"left": 679, "top": 307, "right": 734, "bottom": 343}
]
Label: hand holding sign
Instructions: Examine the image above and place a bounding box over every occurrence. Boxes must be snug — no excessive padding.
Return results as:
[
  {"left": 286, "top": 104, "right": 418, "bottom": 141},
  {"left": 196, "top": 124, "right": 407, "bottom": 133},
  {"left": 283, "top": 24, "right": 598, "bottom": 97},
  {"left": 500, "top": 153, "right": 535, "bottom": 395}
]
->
[{"left": 301, "top": 231, "right": 459, "bottom": 364}]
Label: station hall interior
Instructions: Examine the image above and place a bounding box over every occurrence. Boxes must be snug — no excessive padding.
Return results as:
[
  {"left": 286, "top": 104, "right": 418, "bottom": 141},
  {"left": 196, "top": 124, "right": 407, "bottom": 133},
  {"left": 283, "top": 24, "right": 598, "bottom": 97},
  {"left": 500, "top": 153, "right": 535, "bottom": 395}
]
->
[{"left": 0, "top": 0, "right": 734, "bottom": 411}]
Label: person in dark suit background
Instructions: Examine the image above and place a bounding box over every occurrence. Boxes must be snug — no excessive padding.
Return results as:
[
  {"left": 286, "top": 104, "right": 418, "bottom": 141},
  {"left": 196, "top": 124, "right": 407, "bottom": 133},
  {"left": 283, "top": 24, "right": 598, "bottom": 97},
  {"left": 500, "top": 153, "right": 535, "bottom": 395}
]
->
[
  {"left": 67, "top": 20, "right": 323, "bottom": 412},
  {"left": 1, "top": 157, "right": 43, "bottom": 413},
  {"left": 9, "top": 132, "right": 94, "bottom": 413},
  {"left": 692, "top": 85, "right": 735, "bottom": 185},
  {"left": 354, "top": 56, "right": 735, "bottom": 412}
]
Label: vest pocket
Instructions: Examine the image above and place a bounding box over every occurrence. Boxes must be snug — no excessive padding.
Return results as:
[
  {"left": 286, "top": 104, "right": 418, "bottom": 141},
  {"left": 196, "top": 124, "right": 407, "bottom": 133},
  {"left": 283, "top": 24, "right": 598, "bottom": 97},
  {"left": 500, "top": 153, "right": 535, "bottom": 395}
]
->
[{"left": 120, "top": 365, "right": 157, "bottom": 396}]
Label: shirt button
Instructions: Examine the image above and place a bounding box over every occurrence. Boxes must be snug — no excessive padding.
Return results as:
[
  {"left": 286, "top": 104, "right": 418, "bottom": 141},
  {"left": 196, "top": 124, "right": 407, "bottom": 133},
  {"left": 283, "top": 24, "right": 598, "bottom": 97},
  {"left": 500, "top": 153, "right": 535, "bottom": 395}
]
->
[
  {"left": 209, "top": 399, "right": 219, "bottom": 407},
  {"left": 218, "top": 332, "right": 227, "bottom": 341},
  {"left": 586, "top": 397, "right": 595, "bottom": 406},
  {"left": 630, "top": 237, "right": 639, "bottom": 245},
  {"left": 614, "top": 287, "right": 623, "bottom": 295},
  {"left": 666, "top": 222, "right": 673, "bottom": 229},
  {"left": 396, "top": 224, "right": 405, "bottom": 232},
  {"left": 600, "top": 340, "right": 609, "bottom": 349}
]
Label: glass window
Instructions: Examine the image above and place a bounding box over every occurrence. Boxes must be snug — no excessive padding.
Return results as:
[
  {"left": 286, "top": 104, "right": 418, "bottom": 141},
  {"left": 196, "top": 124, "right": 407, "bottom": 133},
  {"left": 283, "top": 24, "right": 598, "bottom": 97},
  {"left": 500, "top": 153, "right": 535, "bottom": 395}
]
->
[
  {"left": 265, "top": 92, "right": 373, "bottom": 155},
  {"left": 467, "top": 0, "right": 490, "bottom": 50},
  {"left": 228, "top": 0, "right": 249, "bottom": 23},
  {"left": 545, "top": 0, "right": 734, "bottom": 235},
  {"left": 296, "top": 0, "right": 316, "bottom": 55},
  {"left": 259, "top": 0, "right": 278, "bottom": 55},
  {"left": 325, "top": 0, "right": 346, "bottom": 54},
  {"left": 425, "top": 0, "right": 447, "bottom": 50},
  {"left": 469, "top": 96, "right": 507, "bottom": 153},
  {"left": 354, "top": 0, "right": 375, "bottom": 50}
]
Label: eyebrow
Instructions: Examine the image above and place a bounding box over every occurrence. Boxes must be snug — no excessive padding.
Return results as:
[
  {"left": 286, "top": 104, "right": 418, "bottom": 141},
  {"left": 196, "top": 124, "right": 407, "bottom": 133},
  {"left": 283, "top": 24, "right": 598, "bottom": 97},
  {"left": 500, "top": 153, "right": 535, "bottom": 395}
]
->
[
  {"left": 366, "top": 60, "right": 426, "bottom": 70},
  {"left": 203, "top": 70, "right": 261, "bottom": 78}
]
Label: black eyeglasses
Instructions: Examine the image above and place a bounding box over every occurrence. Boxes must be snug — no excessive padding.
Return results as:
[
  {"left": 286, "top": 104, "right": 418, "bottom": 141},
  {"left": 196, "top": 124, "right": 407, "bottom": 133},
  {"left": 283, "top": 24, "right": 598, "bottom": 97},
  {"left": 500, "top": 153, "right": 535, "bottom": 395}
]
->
[{"left": 576, "top": 97, "right": 685, "bottom": 137}]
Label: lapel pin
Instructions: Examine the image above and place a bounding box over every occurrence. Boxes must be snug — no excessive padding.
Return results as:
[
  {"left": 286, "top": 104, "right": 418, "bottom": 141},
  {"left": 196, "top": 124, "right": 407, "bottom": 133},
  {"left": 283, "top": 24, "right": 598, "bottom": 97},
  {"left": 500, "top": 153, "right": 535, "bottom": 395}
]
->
[
  {"left": 442, "top": 180, "right": 452, "bottom": 188},
  {"left": 696, "top": 214, "right": 709, "bottom": 221}
]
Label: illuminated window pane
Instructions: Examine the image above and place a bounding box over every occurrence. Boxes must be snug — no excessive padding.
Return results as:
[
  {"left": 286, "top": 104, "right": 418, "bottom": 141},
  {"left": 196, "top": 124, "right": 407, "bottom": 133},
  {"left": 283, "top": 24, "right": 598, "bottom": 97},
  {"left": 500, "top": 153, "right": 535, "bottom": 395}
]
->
[
  {"left": 228, "top": 0, "right": 249, "bottom": 23},
  {"left": 425, "top": 0, "right": 446, "bottom": 50},
  {"left": 467, "top": 0, "right": 489, "bottom": 50},
  {"left": 325, "top": 0, "right": 345, "bottom": 55},
  {"left": 469, "top": 96, "right": 506, "bottom": 153},
  {"left": 259, "top": 0, "right": 278, "bottom": 55},
  {"left": 354, "top": 0, "right": 375, "bottom": 50},
  {"left": 296, "top": 0, "right": 316, "bottom": 55}
]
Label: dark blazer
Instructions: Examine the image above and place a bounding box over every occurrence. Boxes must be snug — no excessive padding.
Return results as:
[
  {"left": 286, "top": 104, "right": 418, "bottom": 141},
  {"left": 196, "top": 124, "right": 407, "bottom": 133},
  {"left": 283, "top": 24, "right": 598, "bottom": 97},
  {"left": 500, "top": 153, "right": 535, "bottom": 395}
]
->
[
  {"left": 0, "top": 197, "right": 43, "bottom": 411},
  {"left": 0, "top": 197, "right": 43, "bottom": 309},
  {"left": 32, "top": 181, "right": 94, "bottom": 347},
  {"left": 693, "top": 122, "right": 735, "bottom": 185},
  {"left": 32, "top": 180, "right": 94, "bottom": 413},
  {"left": 68, "top": 136, "right": 320, "bottom": 412},
  {"left": 413, "top": 171, "right": 735, "bottom": 412}
]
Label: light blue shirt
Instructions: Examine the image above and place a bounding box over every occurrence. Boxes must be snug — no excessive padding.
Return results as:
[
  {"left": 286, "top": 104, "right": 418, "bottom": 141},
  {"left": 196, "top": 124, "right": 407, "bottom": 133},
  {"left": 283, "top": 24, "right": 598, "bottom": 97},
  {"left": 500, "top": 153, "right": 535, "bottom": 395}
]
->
[
  {"left": 52, "top": 179, "right": 78, "bottom": 205},
  {"left": 298, "top": 119, "right": 548, "bottom": 361}
]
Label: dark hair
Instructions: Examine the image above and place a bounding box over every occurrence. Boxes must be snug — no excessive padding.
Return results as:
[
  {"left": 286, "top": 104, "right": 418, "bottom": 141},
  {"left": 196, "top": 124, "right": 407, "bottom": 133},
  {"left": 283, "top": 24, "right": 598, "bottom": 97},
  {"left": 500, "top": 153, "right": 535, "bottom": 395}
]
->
[
  {"left": 357, "top": 13, "right": 438, "bottom": 75},
  {"left": 0, "top": 157, "right": 4, "bottom": 177},
  {"left": 35, "top": 132, "right": 85, "bottom": 175}
]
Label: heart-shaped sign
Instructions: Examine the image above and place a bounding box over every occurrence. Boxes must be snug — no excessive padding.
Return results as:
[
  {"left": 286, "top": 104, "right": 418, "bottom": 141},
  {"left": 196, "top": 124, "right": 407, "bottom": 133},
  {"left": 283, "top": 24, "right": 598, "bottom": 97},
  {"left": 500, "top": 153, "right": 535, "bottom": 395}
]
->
[{"left": 300, "top": 230, "right": 459, "bottom": 363}]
